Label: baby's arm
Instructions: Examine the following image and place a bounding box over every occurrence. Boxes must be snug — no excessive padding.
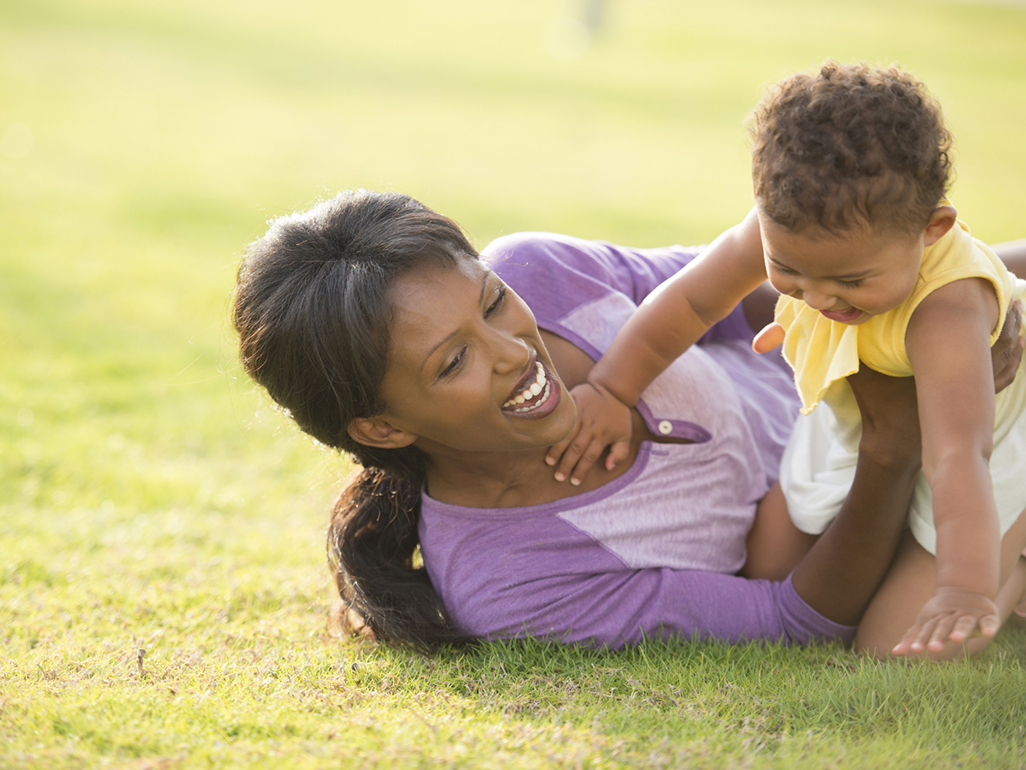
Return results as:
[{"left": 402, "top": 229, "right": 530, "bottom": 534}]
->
[
  {"left": 546, "top": 207, "right": 769, "bottom": 484},
  {"left": 894, "top": 277, "right": 1003, "bottom": 654}
]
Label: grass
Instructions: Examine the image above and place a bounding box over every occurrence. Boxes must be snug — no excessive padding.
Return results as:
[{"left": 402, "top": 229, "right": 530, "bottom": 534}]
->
[{"left": 2, "top": 0, "right": 1026, "bottom": 766}]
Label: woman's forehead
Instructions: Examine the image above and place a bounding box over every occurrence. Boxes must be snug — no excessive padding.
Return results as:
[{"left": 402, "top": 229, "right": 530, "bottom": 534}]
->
[
  {"left": 386, "top": 257, "right": 491, "bottom": 356},
  {"left": 389, "top": 256, "right": 486, "bottom": 305}
]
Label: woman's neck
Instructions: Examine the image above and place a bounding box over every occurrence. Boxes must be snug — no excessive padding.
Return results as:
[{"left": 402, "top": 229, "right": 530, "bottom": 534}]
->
[
  {"left": 423, "top": 444, "right": 582, "bottom": 509},
  {"left": 422, "top": 410, "right": 655, "bottom": 510}
]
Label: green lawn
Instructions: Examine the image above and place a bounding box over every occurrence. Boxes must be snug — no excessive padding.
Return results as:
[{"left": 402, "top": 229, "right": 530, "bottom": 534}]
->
[{"left": 2, "top": 0, "right": 1026, "bottom": 767}]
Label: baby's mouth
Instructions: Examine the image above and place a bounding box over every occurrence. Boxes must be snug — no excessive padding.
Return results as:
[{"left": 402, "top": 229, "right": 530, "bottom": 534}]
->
[
  {"left": 820, "top": 306, "right": 862, "bottom": 323},
  {"left": 502, "top": 361, "right": 551, "bottom": 414}
]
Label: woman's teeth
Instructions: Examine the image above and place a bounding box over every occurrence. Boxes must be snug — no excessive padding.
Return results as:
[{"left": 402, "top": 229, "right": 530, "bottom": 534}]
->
[{"left": 503, "top": 362, "right": 549, "bottom": 410}]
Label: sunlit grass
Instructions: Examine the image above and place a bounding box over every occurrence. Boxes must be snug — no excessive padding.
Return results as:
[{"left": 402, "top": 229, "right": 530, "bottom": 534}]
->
[{"left": 2, "top": 0, "right": 1026, "bottom": 766}]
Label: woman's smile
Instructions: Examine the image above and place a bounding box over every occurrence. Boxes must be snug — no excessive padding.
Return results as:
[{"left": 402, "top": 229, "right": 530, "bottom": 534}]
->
[{"left": 501, "top": 359, "right": 562, "bottom": 418}]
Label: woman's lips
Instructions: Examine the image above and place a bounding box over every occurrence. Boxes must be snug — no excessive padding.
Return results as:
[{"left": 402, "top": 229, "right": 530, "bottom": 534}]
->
[
  {"left": 501, "top": 361, "right": 561, "bottom": 420},
  {"left": 820, "top": 306, "right": 862, "bottom": 323}
]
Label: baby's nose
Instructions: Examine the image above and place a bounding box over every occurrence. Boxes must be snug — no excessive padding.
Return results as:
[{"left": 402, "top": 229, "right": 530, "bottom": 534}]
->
[{"left": 801, "top": 289, "right": 834, "bottom": 310}]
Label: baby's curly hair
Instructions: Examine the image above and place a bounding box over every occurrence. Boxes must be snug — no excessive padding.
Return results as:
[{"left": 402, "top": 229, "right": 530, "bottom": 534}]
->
[{"left": 750, "top": 61, "right": 952, "bottom": 236}]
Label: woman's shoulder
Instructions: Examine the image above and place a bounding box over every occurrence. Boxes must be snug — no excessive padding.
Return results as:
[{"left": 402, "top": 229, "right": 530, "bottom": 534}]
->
[
  {"left": 481, "top": 232, "right": 629, "bottom": 303},
  {"left": 481, "top": 232, "right": 701, "bottom": 327}
]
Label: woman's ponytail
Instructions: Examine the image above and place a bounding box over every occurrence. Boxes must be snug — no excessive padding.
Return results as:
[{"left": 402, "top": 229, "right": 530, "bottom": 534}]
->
[{"left": 327, "top": 454, "right": 471, "bottom": 651}]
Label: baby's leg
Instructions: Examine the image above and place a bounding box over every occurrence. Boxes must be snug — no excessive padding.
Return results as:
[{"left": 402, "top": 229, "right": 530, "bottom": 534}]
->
[
  {"left": 741, "top": 482, "right": 820, "bottom": 580},
  {"left": 855, "top": 508, "right": 1026, "bottom": 660}
]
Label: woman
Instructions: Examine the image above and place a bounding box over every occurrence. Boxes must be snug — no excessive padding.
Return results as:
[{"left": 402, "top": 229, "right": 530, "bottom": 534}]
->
[{"left": 232, "top": 190, "right": 1025, "bottom": 656}]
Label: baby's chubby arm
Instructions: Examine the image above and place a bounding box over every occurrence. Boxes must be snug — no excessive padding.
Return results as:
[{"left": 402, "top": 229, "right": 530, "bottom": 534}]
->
[
  {"left": 546, "top": 207, "right": 769, "bottom": 484},
  {"left": 894, "top": 277, "right": 1003, "bottom": 655}
]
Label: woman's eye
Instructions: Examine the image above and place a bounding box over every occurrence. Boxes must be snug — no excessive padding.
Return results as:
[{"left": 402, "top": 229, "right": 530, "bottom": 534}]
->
[
  {"left": 485, "top": 286, "right": 507, "bottom": 317},
  {"left": 440, "top": 349, "right": 465, "bottom": 378}
]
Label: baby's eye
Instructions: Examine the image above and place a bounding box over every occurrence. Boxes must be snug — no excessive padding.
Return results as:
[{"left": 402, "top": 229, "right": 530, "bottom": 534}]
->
[
  {"left": 485, "top": 286, "right": 507, "bottom": 317},
  {"left": 840, "top": 279, "right": 865, "bottom": 289}
]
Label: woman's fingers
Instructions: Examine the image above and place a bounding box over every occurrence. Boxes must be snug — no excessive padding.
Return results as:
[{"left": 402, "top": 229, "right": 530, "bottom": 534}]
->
[
  {"left": 752, "top": 322, "right": 785, "bottom": 354},
  {"left": 994, "top": 299, "right": 1024, "bottom": 393}
]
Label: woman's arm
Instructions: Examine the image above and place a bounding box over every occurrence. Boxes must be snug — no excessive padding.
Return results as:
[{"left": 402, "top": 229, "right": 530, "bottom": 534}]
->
[
  {"left": 789, "top": 366, "right": 923, "bottom": 624},
  {"left": 993, "top": 238, "right": 1026, "bottom": 277}
]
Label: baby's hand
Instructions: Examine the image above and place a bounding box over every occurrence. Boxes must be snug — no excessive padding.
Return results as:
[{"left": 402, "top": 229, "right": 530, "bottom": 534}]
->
[
  {"left": 545, "top": 382, "right": 632, "bottom": 485},
  {"left": 891, "top": 588, "right": 1001, "bottom": 657}
]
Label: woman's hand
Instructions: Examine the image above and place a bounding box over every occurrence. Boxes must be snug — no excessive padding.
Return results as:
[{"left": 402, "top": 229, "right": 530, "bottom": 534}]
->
[
  {"left": 993, "top": 299, "right": 1023, "bottom": 394},
  {"left": 545, "top": 382, "right": 632, "bottom": 485},
  {"left": 891, "top": 588, "right": 1000, "bottom": 656}
]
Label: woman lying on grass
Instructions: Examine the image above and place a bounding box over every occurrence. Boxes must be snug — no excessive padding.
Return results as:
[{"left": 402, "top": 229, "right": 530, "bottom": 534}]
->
[{"left": 232, "top": 190, "right": 1026, "bottom": 658}]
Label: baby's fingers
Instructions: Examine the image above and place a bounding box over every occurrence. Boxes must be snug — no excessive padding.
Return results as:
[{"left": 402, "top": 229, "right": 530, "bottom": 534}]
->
[
  {"left": 552, "top": 443, "right": 585, "bottom": 483},
  {"left": 604, "top": 438, "right": 631, "bottom": 472},
  {"left": 546, "top": 424, "right": 581, "bottom": 476},
  {"left": 892, "top": 617, "right": 940, "bottom": 656},
  {"left": 568, "top": 439, "right": 609, "bottom": 486},
  {"left": 947, "top": 612, "right": 1000, "bottom": 644},
  {"left": 551, "top": 427, "right": 604, "bottom": 484},
  {"left": 925, "top": 613, "right": 964, "bottom": 653}
]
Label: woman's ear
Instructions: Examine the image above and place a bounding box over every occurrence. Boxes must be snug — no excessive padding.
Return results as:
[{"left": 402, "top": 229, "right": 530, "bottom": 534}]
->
[
  {"left": 347, "top": 417, "right": 418, "bottom": 449},
  {"left": 923, "top": 205, "right": 957, "bottom": 246}
]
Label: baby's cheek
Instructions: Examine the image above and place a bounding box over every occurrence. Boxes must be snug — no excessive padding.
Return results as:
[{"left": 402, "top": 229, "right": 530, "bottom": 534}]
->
[{"left": 768, "top": 278, "right": 796, "bottom": 299}]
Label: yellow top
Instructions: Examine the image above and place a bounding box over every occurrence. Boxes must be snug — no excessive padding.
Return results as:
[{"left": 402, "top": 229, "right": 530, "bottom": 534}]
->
[{"left": 776, "top": 216, "right": 1015, "bottom": 417}]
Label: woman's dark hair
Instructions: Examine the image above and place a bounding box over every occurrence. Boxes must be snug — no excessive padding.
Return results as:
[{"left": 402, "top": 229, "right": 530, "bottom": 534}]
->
[{"left": 232, "top": 189, "right": 478, "bottom": 650}]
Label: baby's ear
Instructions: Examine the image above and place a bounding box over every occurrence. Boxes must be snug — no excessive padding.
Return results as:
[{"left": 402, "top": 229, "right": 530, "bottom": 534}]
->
[
  {"left": 923, "top": 205, "right": 957, "bottom": 246},
  {"left": 347, "top": 417, "right": 417, "bottom": 449}
]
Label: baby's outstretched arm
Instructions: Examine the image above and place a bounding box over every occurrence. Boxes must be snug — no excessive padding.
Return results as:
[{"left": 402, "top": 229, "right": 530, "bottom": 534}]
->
[
  {"left": 546, "top": 208, "right": 768, "bottom": 484},
  {"left": 893, "top": 277, "right": 1003, "bottom": 655}
]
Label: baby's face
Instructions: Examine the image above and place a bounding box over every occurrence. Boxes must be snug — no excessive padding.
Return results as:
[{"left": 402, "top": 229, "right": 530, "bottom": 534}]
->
[{"left": 758, "top": 211, "right": 925, "bottom": 325}]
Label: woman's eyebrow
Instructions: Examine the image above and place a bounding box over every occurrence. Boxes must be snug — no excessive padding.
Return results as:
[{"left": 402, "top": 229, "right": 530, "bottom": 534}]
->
[{"left": 420, "top": 271, "right": 492, "bottom": 372}]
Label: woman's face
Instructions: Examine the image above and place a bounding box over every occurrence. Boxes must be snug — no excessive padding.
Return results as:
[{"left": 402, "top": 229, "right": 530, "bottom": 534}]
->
[{"left": 373, "top": 257, "right": 576, "bottom": 453}]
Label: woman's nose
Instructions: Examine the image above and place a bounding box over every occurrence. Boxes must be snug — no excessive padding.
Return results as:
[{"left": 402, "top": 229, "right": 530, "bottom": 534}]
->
[{"left": 491, "top": 328, "right": 531, "bottom": 374}]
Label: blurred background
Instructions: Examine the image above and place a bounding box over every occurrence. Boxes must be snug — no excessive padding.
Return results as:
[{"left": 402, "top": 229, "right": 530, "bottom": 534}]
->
[{"left": 2, "top": 0, "right": 1025, "bottom": 645}]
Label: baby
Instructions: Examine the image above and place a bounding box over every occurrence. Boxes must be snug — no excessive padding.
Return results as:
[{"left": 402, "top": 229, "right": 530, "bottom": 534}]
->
[{"left": 552, "top": 62, "right": 1026, "bottom": 655}]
